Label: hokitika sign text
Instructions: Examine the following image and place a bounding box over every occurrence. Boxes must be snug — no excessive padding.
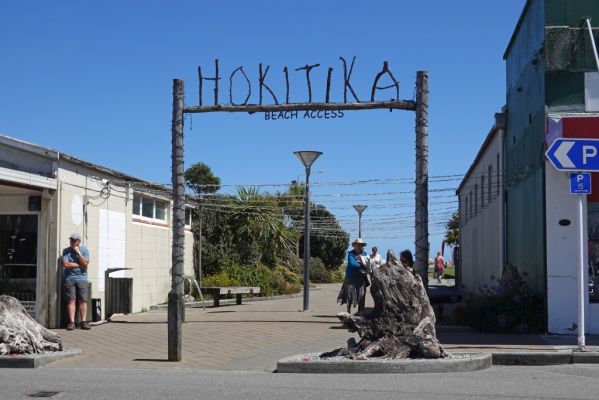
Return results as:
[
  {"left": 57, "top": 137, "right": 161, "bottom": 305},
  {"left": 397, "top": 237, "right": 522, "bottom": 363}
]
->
[{"left": 184, "top": 57, "right": 415, "bottom": 114}]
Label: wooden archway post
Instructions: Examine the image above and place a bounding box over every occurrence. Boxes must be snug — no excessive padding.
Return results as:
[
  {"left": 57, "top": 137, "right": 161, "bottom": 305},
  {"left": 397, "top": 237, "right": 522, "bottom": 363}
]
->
[
  {"left": 169, "top": 78, "right": 185, "bottom": 362},
  {"left": 415, "top": 71, "right": 429, "bottom": 290}
]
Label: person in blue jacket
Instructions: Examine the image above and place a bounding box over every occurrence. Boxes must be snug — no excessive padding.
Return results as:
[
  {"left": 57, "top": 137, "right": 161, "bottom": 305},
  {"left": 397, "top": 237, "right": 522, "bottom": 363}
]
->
[{"left": 337, "top": 238, "right": 368, "bottom": 314}]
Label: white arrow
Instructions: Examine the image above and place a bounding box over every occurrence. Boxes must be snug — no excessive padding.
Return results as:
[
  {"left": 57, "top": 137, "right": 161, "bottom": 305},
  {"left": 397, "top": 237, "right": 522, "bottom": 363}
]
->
[{"left": 555, "top": 141, "right": 575, "bottom": 168}]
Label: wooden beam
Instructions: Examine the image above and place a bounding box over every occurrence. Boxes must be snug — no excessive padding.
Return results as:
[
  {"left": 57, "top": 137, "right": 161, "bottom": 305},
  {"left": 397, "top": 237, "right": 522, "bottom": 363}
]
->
[{"left": 183, "top": 100, "right": 416, "bottom": 114}]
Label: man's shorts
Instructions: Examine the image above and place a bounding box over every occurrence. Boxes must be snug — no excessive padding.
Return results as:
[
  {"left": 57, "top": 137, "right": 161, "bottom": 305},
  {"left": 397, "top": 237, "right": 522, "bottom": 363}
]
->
[{"left": 63, "top": 280, "right": 88, "bottom": 301}]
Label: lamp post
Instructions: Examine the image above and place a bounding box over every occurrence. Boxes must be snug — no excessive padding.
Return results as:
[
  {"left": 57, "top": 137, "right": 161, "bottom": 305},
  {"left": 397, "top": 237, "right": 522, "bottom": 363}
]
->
[
  {"left": 353, "top": 205, "right": 368, "bottom": 238},
  {"left": 294, "top": 150, "right": 322, "bottom": 312},
  {"left": 295, "top": 170, "right": 324, "bottom": 183}
]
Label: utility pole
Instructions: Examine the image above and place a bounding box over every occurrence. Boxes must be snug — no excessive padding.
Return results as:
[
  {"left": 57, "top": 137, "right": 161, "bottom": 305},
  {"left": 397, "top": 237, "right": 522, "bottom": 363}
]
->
[
  {"left": 169, "top": 79, "right": 185, "bottom": 361},
  {"left": 198, "top": 201, "right": 203, "bottom": 288},
  {"left": 415, "top": 71, "right": 429, "bottom": 290}
]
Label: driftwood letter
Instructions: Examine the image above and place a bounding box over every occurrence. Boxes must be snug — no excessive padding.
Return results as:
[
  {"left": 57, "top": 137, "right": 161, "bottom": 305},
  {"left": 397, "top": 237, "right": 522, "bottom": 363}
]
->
[
  {"left": 283, "top": 66, "right": 290, "bottom": 104},
  {"left": 371, "top": 61, "right": 400, "bottom": 101},
  {"left": 198, "top": 59, "right": 220, "bottom": 106},
  {"left": 340, "top": 56, "right": 361, "bottom": 103},
  {"left": 325, "top": 67, "right": 333, "bottom": 103},
  {"left": 229, "top": 66, "right": 251, "bottom": 106},
  {"left": 295, "top": 63, "right": 321, "bottom": 103},
  {"left": 259, "top": 64, "right": 279, "bottom": 105}
]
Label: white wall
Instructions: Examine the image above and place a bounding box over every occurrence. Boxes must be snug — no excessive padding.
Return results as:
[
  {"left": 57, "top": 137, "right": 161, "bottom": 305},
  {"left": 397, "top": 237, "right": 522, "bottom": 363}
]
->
[
  {"left": 459, "top": 130, "right": 503, "bottom": 295},
  {"left": 55, "top": 160, "right": 194, "bottom": 325},
  {"left": 545, "top": 161, "right": 593, "bottom": 334}
]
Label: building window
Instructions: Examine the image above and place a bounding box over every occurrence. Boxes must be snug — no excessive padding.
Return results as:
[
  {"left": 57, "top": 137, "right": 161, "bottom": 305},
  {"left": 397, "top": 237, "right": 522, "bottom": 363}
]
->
[
  {"left": 133, "top": 194, "right": 168, "bottom": 222},
  {"left": 185, "top": 208, "right": 192, "bottom": 227},
  {"left": 475, "top": 184, "right": 479, "bottom": 214},
  {"left": 464, "top": 197, "right": 469, "bottom": 222},
  {"left": 142, "top": 197, "right": 154, "bottom": 218},
  {"left": 488, "top": 164, "right": 493, "bottom": 203},
  {"left": 481, "top": 176, "right": 485, "bottom": 209},
  {"left": 469, "top": 191, "right": 473, "bottom": 219},
  {"left": 497, "top": 153, "right": 500, "bottom": 195}
]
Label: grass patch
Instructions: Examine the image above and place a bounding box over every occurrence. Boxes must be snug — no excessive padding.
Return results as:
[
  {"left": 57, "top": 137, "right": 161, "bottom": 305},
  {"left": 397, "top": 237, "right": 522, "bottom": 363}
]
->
[{"left": 428, "top": 265, "right": 455, "bottom": 279}]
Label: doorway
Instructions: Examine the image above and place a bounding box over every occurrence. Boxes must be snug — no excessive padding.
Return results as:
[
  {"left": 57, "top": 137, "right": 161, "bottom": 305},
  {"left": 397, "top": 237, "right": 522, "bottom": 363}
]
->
[{"left": 0, "top": 214, "right": 39, "bottom": 317}]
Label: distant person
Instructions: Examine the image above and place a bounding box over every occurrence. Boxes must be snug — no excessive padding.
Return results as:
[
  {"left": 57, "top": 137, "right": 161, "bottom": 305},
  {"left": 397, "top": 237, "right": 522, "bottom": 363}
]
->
[
  {"left": 369, "top": 246, "right": 385, "bottom": 270},
  {"left": 434, "top": 252, "right": 445, "bottom": 283},
  {"left": 62, "top": 233, "right": 90, "bottom": 330},
  {"left": 399, "top": 249, "right": 415, "bottom": 274},
  {"left": 338, "top": 238, "right": 368, "bottom": 315}
]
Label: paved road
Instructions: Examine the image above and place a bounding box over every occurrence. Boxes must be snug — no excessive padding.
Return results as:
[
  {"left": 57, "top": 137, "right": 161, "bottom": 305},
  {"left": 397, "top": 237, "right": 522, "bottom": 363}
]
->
[
  {"left": 3, "top": 365, "right": 599, "bottom": 400},
  {"left": 45, "top": 283, "right": 597, "bottom": 371},
  {"left": 48, "top": 284, "right": 363, "bottom": 370}
]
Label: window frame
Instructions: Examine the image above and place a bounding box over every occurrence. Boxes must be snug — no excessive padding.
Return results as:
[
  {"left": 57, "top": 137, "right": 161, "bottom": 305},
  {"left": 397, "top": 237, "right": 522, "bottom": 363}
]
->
[
  {"left": 474, "top": 184, "right": 479, "bottom": 215},
  {"left": 481, "top": 175, "right": 485, "bottom": 209},
  {"left": 132, "top": 193, "right": 169, "bottom": 224},
  {"left": 469, "top": 191, "right": 473, "bottom": 220},
  {"left": 488, "top": 164, "right": 493, "bottom": 203}
]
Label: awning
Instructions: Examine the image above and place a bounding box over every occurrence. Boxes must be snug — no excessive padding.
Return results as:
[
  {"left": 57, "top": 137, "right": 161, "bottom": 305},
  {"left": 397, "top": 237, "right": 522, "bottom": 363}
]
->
[{"left": 0, "top": 166, "right": 57, "bottom": 190}]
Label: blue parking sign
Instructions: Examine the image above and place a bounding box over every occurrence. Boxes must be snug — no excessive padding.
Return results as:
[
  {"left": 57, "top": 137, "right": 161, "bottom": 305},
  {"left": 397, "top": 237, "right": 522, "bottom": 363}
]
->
[{"left": 570, "top": 173, "right": 592, "bottom": 194}]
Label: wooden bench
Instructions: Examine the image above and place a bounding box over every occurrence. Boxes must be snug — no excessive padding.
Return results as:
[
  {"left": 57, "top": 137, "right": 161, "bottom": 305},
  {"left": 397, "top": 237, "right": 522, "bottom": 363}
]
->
[{"left": 199, "top": 287, "right": 261, "bottom": 307}]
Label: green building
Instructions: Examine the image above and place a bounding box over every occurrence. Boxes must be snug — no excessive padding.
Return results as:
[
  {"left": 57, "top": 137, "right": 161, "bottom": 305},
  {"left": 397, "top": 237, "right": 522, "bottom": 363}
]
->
[{"left": 460, "top": 0, "right": 599, "bottom": 334}]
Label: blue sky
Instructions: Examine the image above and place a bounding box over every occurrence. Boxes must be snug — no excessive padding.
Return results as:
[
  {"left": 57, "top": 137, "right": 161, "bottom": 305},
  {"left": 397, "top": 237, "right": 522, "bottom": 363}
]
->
[{"left": 0, "top": 1, "right": 525, "bottom": 259}]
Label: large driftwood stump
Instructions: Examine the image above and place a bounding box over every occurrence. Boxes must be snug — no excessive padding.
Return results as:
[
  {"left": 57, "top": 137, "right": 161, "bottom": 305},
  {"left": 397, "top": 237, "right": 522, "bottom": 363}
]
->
[
  {"left": 0, "top": 295, "right": 62, "bottom": 355},
  {"left": 322, "top": 264, "right": 446, "bottom": 360}
]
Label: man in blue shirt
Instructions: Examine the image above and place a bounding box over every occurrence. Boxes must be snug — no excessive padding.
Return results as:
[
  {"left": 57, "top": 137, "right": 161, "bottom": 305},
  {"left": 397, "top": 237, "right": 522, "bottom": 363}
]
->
[{"left": 62, "top": 233, "right": 90, "bottom": 330}]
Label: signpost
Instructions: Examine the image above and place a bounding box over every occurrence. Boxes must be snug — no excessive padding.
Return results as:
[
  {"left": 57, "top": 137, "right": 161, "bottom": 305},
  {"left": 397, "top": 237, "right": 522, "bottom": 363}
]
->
[{"left": 546, "top": 139, "right": 596, "bottom": 351}]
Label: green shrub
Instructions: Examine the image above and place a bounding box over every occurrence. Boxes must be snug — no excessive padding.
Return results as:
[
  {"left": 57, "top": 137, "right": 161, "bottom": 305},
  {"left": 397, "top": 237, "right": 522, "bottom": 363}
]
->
[
  {"left": 201, "top": 269, "right": 240, "bottom": 287},
  {"left": 282, "top": 255, "right": 303, "bottom": 276},
  {"left": 309, "top": 257, "right": 332, "bottom": 283},
  {"left": 462, "top": 266, "right": 545, "bottom": 333},
  {"left": 202, "top": 263, "right": 302, "bottom": 297},
  {"left": 272, "top": 265, "right": 302, "bottom": 294},
  {"left": 331, "top": 266, "right": 345, "bottom": 283}
]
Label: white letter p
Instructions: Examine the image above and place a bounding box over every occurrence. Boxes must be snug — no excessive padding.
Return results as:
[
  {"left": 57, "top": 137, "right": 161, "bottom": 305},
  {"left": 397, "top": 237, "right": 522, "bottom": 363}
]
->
[{"left": 583, "top": 145, "right": 597, "bottom": 165}]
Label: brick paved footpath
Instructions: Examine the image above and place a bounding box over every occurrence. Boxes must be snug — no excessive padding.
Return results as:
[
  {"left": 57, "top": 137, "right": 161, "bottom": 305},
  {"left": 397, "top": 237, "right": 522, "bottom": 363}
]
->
[{"left": 46, "top": 284, "right": 595, "bottom": 371}]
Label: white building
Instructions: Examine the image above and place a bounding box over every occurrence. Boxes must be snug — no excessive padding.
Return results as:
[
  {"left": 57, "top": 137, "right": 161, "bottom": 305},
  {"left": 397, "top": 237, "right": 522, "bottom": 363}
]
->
[
  {"left": 457, "top": 114, "right": 505, "bottom": 294},
  {"left": 0, "top": 134, "right": 194, "bottom": 328}
]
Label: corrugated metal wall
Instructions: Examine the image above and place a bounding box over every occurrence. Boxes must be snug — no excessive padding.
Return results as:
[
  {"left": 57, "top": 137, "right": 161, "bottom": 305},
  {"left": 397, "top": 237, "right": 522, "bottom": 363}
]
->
[{"left": 504, "top": 0, "right": 547, "bottom": 294}]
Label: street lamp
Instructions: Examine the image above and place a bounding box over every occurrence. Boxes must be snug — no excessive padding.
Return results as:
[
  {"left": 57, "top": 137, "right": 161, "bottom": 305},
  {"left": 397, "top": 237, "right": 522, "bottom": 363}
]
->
[
  {"left": 294, "top": 150, "right": 323, "bottom": 312},
  {"left": 296, "top": 170, "right": 324, "bottom": 183},
  {"left": 353, "top": 205, "right": 368, "bottom": 238}
]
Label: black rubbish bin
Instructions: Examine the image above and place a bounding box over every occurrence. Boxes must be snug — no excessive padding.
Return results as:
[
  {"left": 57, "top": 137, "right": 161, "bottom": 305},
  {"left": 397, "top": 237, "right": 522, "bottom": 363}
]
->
[
  {"left": 92, "top": 298, "right": 102, "bottom": 322},
  {"left": 104, "top": 268, "right": 133, "bottom": 320}
]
